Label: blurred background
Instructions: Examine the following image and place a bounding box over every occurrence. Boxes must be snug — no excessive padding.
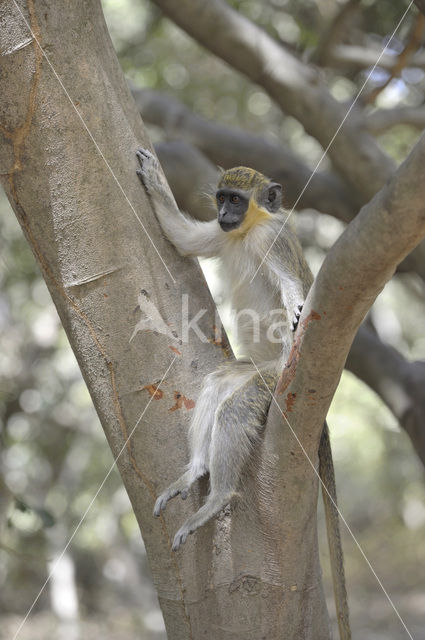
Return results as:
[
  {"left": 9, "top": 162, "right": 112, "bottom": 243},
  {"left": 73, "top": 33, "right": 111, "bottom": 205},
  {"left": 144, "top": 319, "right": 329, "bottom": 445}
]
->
[{"left": 1, "top": 0, "right": 425, "bottom": 638}]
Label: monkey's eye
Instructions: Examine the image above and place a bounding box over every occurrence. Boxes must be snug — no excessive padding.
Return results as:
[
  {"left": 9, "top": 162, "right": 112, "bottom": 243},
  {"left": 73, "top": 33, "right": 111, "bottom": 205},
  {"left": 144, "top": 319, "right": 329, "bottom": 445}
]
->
[
  {"left": 231, "top": 195, "right": 239, "bottom": 204},
  {"left": 217, "top": 194, "right": 225, "bottom": 203}
]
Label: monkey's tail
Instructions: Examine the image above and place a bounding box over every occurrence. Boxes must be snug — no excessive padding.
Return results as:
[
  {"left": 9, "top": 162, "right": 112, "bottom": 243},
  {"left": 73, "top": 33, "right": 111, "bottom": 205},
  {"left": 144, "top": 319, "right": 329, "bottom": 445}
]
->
[{"left": 319, "top": 422, "right": 351, "bottom": 640}]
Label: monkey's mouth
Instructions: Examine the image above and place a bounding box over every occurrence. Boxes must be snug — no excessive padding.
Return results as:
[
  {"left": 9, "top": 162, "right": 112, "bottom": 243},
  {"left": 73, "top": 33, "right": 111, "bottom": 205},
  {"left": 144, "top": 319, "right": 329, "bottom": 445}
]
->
[{"left": 219, "top": 220, "right": 242, "bottom": 232}]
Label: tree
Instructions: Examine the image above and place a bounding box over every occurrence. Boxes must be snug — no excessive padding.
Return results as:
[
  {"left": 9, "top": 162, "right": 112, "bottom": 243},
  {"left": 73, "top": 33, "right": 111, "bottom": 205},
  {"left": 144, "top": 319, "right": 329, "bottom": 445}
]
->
[{"left": 1, "top": 1, "right": 424, "bottom": 638}]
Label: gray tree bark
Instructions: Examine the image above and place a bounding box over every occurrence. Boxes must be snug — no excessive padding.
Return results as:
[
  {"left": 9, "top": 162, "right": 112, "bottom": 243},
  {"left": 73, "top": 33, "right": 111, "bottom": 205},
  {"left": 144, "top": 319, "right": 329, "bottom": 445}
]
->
[{"left": 2, "top": 2, "right": 425, "bottom": 640}]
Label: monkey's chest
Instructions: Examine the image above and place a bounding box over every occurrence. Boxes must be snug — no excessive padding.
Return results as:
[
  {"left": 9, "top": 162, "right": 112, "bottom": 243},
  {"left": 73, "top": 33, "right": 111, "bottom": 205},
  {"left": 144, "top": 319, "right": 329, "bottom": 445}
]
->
[
  {"left": 231, "top": 276, "right": 278, "bottom": 315},
  {"left": 226, "top": 276, "right": 287, "bottom": 360}
]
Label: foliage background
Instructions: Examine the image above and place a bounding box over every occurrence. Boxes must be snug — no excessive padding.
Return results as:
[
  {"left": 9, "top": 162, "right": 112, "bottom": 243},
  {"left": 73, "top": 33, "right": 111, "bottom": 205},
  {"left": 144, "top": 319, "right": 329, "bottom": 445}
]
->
[{"left": 1, "top": 0, "right": 424, "bottom": 638}]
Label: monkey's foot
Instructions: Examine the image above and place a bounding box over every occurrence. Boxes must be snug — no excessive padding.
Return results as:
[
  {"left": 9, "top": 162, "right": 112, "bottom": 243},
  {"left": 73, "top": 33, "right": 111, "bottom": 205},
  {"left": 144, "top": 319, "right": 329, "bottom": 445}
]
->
[
  {"left": 153, "top": 484, "right": 190, "bottom": 517},
  {"left": 291, "top": 303, "right": 304, "bottom": 332},
  {"left": 172, "top": 525, "right": 191, "bottom": 552},
  {"left": 153, "top": 493, "right": 169, "bottom": 517}
]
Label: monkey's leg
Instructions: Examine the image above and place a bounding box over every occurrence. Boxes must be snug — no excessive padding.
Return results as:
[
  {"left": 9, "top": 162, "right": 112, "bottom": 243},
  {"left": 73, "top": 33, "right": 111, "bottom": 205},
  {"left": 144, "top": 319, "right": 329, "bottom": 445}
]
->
[
  {"left": 153, "top": 468, "right": 204, "bottom": 517},
  {"left": 153, "top": 393, "right": 211, "bottom": 518},
  {"left": 171, "top": 428, "right": 247, "bottom": 553},
  {"left": 172, "top": 493, "right": 234, "bottom": 552},
  {"left": 172, "top": 371, "right": 277, "bottom": 551},
  {"left": 153, "top": 365, "right": 251, "bottom": 517}
]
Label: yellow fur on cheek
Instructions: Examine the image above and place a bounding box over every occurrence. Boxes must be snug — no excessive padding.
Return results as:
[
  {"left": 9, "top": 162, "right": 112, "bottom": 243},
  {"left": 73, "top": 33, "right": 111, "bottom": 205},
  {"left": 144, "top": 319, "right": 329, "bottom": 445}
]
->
[{"left": 228, "top": 201, "right": 272, "bottom": 237}]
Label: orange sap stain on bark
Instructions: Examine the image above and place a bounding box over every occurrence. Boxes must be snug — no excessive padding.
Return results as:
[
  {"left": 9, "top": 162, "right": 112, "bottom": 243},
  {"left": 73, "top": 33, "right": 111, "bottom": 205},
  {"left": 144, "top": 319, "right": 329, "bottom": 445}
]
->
[
  {"left": 142, "top": 383, "right": 164, "bottom": 400},
  {"left": 169, "top": 391, "right": 195, "bottom": 412}
]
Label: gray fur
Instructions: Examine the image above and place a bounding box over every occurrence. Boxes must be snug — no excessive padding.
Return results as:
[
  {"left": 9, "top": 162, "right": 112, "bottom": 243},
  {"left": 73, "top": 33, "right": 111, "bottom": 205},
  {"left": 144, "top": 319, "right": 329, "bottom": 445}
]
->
[{"left": 137, "top": 151, "right": 310, "bottom": 549}]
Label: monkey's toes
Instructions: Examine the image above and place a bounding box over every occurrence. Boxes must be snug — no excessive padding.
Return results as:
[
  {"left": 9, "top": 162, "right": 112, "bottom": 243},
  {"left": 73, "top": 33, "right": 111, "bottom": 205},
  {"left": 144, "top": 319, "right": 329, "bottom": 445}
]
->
[
  {"left": 172, "top": 528, "right": 189, "bottom": 552},
  {"left": 153, "top": 495, "right": 168, "bottom": 517}
]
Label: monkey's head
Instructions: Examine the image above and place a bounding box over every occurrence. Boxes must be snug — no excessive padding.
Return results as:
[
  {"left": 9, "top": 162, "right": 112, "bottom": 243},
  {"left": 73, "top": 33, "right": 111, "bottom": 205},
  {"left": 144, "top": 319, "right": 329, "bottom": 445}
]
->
[{"left": 215, "top": 167, "right": 282, "bottom": 234}]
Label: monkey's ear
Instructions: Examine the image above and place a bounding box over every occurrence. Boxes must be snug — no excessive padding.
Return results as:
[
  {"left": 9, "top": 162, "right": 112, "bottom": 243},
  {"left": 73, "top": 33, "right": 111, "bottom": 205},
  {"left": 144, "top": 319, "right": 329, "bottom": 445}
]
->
[{"left": 263, "top": 183, "right": 282, "bottom": 212}]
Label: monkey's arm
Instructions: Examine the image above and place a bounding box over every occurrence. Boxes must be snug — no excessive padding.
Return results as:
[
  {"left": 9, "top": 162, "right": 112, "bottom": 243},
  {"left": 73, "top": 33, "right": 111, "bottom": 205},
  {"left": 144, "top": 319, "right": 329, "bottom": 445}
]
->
[
  {"left": 266, "top": 226, "right": 313, "bottom": 330},
  {"left": 267, "top": 258, "right": 306, "bottom": 331},
  {"left": 149, "top": 198, "right": 223, "bottom": 259},
  {"left": 136, "top": 149, "right": 224, "bottom": 258},
  {"left": 278, "top": 272, "right": 305, "bottom": 331}
]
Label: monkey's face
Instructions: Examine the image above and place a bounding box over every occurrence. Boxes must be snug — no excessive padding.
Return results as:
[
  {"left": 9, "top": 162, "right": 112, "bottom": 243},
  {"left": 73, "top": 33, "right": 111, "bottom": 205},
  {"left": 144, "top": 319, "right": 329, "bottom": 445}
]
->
[
  {"left": 216, "top": 182, "right": 283, "bottom": 234},
  {"left": 216, "top": 188, "right": 249, "bottom": 232}
]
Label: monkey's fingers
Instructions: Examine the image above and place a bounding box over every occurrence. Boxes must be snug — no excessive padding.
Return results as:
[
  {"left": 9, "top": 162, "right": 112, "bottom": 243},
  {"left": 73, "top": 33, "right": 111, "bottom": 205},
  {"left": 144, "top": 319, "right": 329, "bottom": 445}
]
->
[
  {"left": 136, "top": 148, "right": 153, "bottom": 166},
  {"left": 291, "top": 303, "right": 304, "bottom": 331},
  {"left": 136, "top": 168, "right": 147, "bottom": 184},
  {"left": 291, "top": 314, "right": 301, "bottom": 331},
  {"left": 136, "top": 148, "right": 162, "bottom": 195}
]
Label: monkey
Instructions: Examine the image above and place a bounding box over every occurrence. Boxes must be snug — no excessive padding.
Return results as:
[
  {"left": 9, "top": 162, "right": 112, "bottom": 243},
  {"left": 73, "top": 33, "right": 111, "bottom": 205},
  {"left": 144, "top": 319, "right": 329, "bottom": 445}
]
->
[{"left": 136, "top": 149, "right": 351, "bottom": 640}]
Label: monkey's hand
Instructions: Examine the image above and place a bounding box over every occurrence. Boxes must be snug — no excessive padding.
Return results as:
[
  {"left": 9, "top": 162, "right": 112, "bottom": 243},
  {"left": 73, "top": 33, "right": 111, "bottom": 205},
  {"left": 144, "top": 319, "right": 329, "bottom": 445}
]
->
[
  {"left": 136, "top": 148, "right": 159, "bottom": 192},
  {"left": 136, "top": 148, "right": 174, "bottom": 206},
  {"left": 291, "top": 303, "right": 304, "bottom": 332}
]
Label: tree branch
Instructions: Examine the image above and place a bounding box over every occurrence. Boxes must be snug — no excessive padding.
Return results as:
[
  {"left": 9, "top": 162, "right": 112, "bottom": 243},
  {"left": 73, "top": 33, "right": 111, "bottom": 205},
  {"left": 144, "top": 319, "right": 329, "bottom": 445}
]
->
[
  {"left": 133, "top": 87, "right": 358, "bottom": 222},
  {"left": 362, "top": 13, "right": 425, "bottom": 105},
  {"left": 366, "top": 106, "right": 425, "bottom": 132},
  {"left": 347, "top": 326, "right": 425, "bottom": 466},
  {"left": 0, "top": 1, "right": 228, "bottom": 636},
  {"left": 257, "top": 137, "right": 425, "bottom": 631},
  {"left": 274, "top": 129, "right": 425, "bottom": 447},
  {"left": 151, "top": 0, "right": 395, "bottom": 201},
  {"left": 313, "top": 0, "right": 361, "bottom": 66},
  {"left": 327, "top": 43, "right": 425, "bottom": 71},
  {"left": 147, "top": 101, "right": 425, "bottom": 280}
]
